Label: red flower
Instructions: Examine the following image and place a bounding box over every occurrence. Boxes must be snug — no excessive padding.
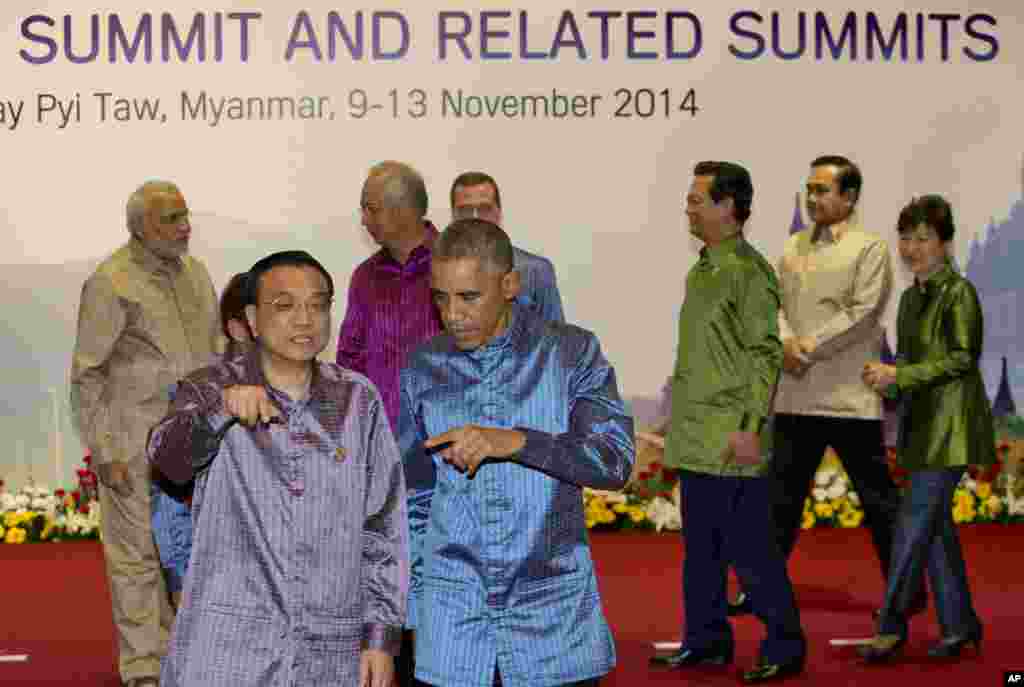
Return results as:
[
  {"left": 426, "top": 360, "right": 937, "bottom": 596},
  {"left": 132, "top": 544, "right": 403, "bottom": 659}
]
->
[
  {"left": 76, "top": 469, "right": 88, "bottom": 478},
  {"left": 637, "top": 471, "right": 652, "bottom": 482},
  {"left": 55, "top": 489, "right": 66, "bottom": 498},
  {"left": 0, "top": 479, "right": 5, "bottom": 489},
  {"left": 658, "top": 491, "right": 672, "bottom": 500},
  {"left": 83, "top": 455, "right": 93, "bottom": 467},
  {"left": 649, "top": 461, "right": 663, "bottom": 473}
]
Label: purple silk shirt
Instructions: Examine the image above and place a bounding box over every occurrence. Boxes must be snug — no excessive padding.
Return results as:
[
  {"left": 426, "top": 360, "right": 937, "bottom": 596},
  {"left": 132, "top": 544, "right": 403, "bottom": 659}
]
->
[
  {"left": 146, "top": 350, "right": 408, "bottom": 686},
  {"left": 336, "top": 222, "right": 442, "bottom": 431}
]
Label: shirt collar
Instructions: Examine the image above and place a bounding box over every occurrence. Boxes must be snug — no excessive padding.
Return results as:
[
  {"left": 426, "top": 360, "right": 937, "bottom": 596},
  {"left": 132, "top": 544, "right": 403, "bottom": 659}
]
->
[
  {"left": 374, "top": 220, "right": 439, "bottom": 271},
  {"left": 915, "top": 260, "right": 956, "bottom": 295},
  {"left": 811, "top": 218, "right": 854, "bottom": 244},
  {"left": 463, "top": 301, "right": 524, "bottom": 358},
  {"left": 699, "top": 233, "right": 743, "bottom": 266},
  {"left": 241, "top": 345, "right": 328, "bottom": 408},
  {"left": 130, "top": 236, "right": 183, "bottom": 275}
]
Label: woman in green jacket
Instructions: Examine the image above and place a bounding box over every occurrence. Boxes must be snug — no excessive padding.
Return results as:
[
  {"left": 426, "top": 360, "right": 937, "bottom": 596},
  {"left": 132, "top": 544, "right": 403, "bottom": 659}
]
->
[{"left": 858, "top": 195, "right": 995, "bottom": 662}]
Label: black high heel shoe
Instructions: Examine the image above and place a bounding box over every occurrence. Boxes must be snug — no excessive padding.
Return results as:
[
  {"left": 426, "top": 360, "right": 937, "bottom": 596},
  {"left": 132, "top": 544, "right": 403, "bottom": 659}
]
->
[
  {"left": 856, "top": 634, "right": 906, "bottom": 663},
  {"left": 928, "top": 626, "right": 982, "bottom": 658}
]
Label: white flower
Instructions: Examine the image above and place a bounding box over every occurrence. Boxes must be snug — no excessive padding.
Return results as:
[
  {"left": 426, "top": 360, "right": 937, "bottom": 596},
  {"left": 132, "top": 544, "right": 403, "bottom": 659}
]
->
[
  {"left": 826, "top": 482, "right": 848, "bottom": 500},
  {"left": 0, "top": 493, "right": 16, "bottom": 511},
  {"left": 848, "top": 491, "right": 861, "bottom": 506},
  {"left": 986, "top": 495, "right": 1004, "bottom": 514},
  {"left": 814, "top": 469, "right": 836, "bottom": 487},
  {"left": 13, "top": 494, "right": 30, "bottom": 509},
  {"left": 962, "top": 478, "right": 978, "bottom": 493},
  {"left": 811, "top": 487, "right": 829, "bottom": 502},
  {"left": 644, "top": 496, "right": 682, "bottom": 532}
]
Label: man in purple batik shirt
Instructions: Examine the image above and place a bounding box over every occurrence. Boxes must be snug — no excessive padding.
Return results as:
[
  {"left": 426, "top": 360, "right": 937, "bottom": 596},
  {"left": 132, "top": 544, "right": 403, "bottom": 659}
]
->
[{"left": 149, "top": 250, "right": 407, "bottom": 687}]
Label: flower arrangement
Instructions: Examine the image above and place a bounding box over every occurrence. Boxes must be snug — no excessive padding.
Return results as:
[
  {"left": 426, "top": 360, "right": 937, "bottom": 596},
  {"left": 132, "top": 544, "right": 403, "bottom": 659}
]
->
[
  {"left": 800, "top": 466, "right": 864, "bottom": 530},
  {"left": 0, "top": 453, "right": 101, "bottom": 543},
  {"left": 580, "top": 422, "right": 1024, "bottom": 533}
]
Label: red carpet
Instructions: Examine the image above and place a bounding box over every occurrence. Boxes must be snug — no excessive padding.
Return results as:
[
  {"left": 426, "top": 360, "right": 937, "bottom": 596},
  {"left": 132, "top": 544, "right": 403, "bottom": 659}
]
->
[{"left": 1, "top": 526, "right": 1015, "bottom": 685}]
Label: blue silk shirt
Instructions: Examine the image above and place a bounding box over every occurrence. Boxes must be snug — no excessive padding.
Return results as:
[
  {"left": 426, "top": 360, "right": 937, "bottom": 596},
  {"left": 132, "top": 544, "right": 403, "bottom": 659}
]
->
[{"left": 399, "top": 304, "right": 634, "bottom": 687}]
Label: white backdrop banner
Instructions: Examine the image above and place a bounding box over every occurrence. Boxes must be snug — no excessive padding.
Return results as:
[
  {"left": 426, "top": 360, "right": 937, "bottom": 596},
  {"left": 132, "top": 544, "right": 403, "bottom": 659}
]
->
[{"left": 1, "top": 1, "right": 1021, "bottom": 488}]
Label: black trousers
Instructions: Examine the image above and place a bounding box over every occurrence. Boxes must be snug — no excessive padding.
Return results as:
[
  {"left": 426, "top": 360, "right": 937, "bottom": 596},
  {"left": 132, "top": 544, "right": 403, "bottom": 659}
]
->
[
  {"left": 679, "top": 470, "right": 806, "bottom": 664},
  {"left": 769, "top": 414, "right": 900, "bottom": 578},
  {"left": 395, "top": 629, "right": 424, "bottom": 686}
]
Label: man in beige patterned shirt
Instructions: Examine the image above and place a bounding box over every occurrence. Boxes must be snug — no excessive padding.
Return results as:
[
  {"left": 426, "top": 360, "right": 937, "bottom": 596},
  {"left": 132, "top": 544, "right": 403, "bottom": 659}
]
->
[
  {"left": 729, "top": 156, "right": 920, "bottom": 618},
  {"left": 71, "top": 180, "right": 219, "bottom": 687}
]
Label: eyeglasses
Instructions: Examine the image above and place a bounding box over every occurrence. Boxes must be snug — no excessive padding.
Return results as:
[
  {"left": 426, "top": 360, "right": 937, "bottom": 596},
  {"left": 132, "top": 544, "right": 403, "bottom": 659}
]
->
[
  {"left": 452, "top": 204, "right": 499, "bottom": 220},
  {"left": 261, "top": 296, "right": 333, "bottom": 316}
]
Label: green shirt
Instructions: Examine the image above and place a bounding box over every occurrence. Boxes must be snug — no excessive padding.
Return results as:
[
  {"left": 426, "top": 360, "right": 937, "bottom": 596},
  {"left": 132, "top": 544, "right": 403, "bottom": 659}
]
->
[
  {"left": 891, "top": 263, "right": 996, "bottom": 471},
  {"left": 664, "top": 235, "right": 782, "bottom": 477}
]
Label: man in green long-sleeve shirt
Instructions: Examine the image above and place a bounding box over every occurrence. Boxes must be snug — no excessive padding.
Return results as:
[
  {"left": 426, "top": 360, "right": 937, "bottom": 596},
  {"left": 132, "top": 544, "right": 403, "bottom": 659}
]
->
[{"left": 650, "top": 161, "right": 806, "bottom": 684}]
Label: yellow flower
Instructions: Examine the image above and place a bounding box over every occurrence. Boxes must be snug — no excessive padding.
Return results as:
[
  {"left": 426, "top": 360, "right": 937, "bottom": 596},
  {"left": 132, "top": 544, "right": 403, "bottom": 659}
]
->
[
  {"left": 953, "top": 489, "right": 975, "bottom": 509},
  {"left": 4, "top": 527, "right": 26, "bottom": 544},
  {"left": 629, "top": 508, "right": 646, "bottom": 523},
  {"left": 40, "top": 516, "right": 56, "bottom": 541},
  {"left": 813, "top": 502, "right": 834, "bottom": 518},
  {"left": 975, "top": 482, "right": 992, "bottom": 500},
  {"left": 598, "top": 510, "right": 616, "bottom": 524},
  {"left": 0, "top": 525, "right": 5, "bottom": 540},
  {"left": 3, "top": 512, "right": 18, "bottom": 528},
  {"left": 585, "top": 517, "right": 597, "bottom": 529},
  {"left": 838, "top": 508, "right": 864, "bottom": 528},
  {"left": 801, "top": 511, "right": 816, "bottom": 530},
  {"left": 612, "top": 503, "right": 629, "bottom": 514},
  {"left": 952, "top": 503, "right": 976, "bottom": 524},
  {"left": 987, "top": 495, "right": 1004, "bottom": 516}
]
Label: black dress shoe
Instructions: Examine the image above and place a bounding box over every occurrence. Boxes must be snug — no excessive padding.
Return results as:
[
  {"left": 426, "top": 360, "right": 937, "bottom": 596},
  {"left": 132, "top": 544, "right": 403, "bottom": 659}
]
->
[
  {"left": 741, "top": 658, "right": 804, "bottom": 683},
  {"left": 650, "top": 644, "right": 734, "bottom": 668},
  {"left": 727, "top": 591, "right": 753, "bottom": 617},
  {"left": 856, "top": 634, "right": 906, "bottom": 663},
  {"left": 928, "top": 626, "right": 982, "bottom": 659}
]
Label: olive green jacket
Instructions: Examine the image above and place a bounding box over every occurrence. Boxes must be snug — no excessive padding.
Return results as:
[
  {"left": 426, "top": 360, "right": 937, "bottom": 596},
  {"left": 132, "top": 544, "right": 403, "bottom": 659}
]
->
[
  {"left": 891, "top": 264, "right": 996, "bottom": 471},
  {"left": 664, "top": 235, "right": 782, "bottom": 477}
]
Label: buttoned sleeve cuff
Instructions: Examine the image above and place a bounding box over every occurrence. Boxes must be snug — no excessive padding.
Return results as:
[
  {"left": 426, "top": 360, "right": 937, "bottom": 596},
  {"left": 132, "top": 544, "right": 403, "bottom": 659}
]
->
[{"left": 361, "top": 623, "right": 404, "bottom": 655}]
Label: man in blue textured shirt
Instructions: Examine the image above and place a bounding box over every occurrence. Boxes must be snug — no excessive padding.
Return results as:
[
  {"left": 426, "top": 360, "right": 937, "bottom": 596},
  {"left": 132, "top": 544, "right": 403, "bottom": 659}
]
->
[
  {"left": 450, "top": 171, "right": 565, "bottom": 324},
  {"left": 399, "top": 218, "right": 634, "bottom": 687}
]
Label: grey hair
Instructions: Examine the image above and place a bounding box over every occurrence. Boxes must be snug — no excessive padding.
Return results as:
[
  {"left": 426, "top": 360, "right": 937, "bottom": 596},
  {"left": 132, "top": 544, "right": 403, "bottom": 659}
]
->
[
  {"left": 126, "top": 180, "right": 180, "bottom": 235},
  {"left": 435, "top": 218, "right": 514, "bottom": 273},
  {"left": 368, "top": 161, "right": 428, "bottom": 218}
]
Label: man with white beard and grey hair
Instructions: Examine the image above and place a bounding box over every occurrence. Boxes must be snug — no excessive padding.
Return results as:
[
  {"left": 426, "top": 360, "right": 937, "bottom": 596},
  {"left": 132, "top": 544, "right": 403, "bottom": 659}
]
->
[{"left": 71, "top": 180, "right": 219, "bottom": 687}]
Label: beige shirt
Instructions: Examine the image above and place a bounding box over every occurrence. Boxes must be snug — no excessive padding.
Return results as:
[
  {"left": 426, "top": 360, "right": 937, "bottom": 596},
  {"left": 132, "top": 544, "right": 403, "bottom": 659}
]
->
[
  {"left": 71, "top": 238, "right": 220, "bottom": 465},
  {"left": 774, "top": 220, "right": 893, "bottom": 419}
]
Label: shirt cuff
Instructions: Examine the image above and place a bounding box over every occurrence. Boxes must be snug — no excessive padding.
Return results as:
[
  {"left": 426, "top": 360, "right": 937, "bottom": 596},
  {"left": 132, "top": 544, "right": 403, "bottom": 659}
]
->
[
  {"left": 513, "top": 427, "right": 555, "bottom": 472},
  {"left": 361, "top": 623, "right": 403, "bottom": 655}
]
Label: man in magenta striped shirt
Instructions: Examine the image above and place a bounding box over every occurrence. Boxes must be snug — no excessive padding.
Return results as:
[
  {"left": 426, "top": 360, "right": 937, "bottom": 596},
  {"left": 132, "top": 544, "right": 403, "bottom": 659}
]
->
[{"left": 337, "top": 161, "right": 441, "bottom": 432}]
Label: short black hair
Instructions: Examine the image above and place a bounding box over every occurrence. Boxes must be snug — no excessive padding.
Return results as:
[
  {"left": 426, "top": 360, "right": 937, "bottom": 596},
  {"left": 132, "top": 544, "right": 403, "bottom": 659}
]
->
[
  {"left": 450, "top": 171, "right": 502, "bottom": 209},
  {"left": 219, "top": 273, "right": 251, "bottom": 338},
  {"left": 896, "top": 194, "right": 955, "bottom": 242},
  {"left": 246, "top": 250, "right": 334, "bottom": 304},
  {"left": 811, "top": 155, "right": 863, "bottom": 206},
  {"left": 435, "top": 218, "right": 514, "bottom": 273},
  {"left": 693, "top": 160, "right": 754, "bottom": 224}
]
